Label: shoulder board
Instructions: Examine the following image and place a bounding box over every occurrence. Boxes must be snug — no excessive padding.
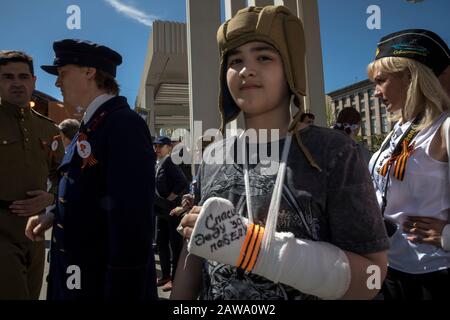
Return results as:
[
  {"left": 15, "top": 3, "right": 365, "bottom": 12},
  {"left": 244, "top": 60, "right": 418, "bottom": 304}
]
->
[{"left": 31, "top": 108, "right": 55, "bottom": 123}]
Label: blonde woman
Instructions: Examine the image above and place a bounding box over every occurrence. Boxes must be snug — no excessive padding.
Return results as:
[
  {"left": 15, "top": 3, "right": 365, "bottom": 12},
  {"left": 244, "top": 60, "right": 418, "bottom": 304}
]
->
[{"left": 368, "top": 29, "right": 450, "bottom": 299}]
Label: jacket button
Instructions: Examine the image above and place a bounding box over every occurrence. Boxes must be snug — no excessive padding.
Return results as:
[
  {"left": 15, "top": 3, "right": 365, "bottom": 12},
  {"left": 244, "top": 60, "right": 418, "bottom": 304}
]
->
[
  {"left": 59, "top": 197, "right": 67, "bottom": 204},
  {"left": 57, "top": 224, "right": 64, "bottom": 229}
]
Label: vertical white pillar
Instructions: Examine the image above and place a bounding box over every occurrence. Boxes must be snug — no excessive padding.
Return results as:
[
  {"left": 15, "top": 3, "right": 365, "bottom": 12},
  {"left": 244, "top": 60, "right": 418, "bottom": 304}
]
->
[
  {"left": 375, "top": 99, "right": 381, "bottom": 135},
  {"left": 297, "top": 0, "right": 327, "bottom": 127},
  {"left": 186, "top": 0, "right": 221, "bottom": 171},
  {"left": 225, "top": 0, "right": 247, "bottom": 17},
  {"left": 364, "top": 97, "right": 372, "bottom": 137},
  {"left": 146, "top": 85, "right": 156, "bottom": 136}
]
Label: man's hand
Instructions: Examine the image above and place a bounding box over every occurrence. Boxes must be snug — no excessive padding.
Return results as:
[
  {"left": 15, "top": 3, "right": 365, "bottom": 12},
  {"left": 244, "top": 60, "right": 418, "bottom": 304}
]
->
[
  {"left": 181, "top": 194, "right": 194, "bottom": 209},
  {"left": 170, "top": 206, "right": 188, "bottom": 217},
  {"left": 10, "top": 190, "right": 55, "bottom": 217},
  {"left": 25, "top": 212, "right": 55, "bottom": 242},
  {"left": 180, "top": 206, "right": 202, "bottom": 240},
  {"left": 170, "top": 194, "right": 195, "bottom": 217},
  {"left": 403, "top": 216, "right": 447, "bottom": 248},
  {"left": 167, "top": 192, "right": 178, "bottom": 201}
]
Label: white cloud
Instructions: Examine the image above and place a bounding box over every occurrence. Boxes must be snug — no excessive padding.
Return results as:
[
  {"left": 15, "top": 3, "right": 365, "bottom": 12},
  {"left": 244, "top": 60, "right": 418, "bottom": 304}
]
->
[{"left": 103, "top": 0, "right": 159, "bottom": 27}]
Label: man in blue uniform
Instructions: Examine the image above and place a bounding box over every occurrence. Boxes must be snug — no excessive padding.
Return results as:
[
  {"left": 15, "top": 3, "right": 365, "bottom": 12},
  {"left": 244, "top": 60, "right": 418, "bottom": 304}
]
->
[{"left": 26, "top": 39, "right": 157, "bottom": 300}]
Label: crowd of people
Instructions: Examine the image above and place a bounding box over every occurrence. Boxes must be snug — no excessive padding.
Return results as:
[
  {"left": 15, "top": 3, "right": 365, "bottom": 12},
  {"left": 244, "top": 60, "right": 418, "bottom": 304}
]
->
[{"left": 0, "top": 4, "right": 449, "bottom": 301}]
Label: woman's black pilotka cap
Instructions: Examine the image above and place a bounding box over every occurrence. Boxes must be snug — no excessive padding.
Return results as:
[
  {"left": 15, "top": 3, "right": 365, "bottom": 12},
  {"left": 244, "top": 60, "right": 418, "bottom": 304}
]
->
[{"left": 375, "top": 29, "right": 450, "bottom": 76}]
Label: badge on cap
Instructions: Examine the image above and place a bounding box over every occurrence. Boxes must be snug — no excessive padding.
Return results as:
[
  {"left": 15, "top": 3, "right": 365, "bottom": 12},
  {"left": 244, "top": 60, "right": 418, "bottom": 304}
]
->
[{"left": 77, "top": 140, "right": 92, "bottom": 159}]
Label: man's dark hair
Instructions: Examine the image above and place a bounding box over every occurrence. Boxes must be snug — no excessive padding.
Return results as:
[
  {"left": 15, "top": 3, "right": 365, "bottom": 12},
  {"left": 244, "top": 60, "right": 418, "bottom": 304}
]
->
[
  {"left": 0, "top": 50, "right": 34, "bottom": 75},
  {"left": 300, "top": 112, "right": 315, "bottom": 122},
  {"left": 94, "top": 69, "right": 120, "bottom": 95},
  {"left": 333, "top": 107, "right": 362, "bottom": 135},
  {"left": 336, "top": 107, "right": 361, "bottom": 125},
  {"left": 58, "top": 118, "right": 81, "bottom": 141}
]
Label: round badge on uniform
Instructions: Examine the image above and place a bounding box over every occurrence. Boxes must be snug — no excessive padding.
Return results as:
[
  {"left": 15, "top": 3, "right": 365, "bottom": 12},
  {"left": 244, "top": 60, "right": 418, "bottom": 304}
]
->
[
  {"left": 77, "top": 140, "right": 92, "bottom": 159},
  {"left": 51, "top": 140, "right": 59, "bottom": 151}
]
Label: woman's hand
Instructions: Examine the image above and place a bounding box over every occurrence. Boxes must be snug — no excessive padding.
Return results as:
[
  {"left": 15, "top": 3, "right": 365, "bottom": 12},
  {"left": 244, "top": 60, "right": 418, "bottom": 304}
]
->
[{"left": 403, "top": 216, "right": 447, "bottom": 248}]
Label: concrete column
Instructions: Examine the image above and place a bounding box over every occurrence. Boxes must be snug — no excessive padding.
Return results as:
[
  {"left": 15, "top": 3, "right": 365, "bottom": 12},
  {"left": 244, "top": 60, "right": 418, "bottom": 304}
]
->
[
  {"left": 274, "top": 0, "right": 297, "bottom": 12},
  {"left": 225, "top": 0, "right": 247, "bottom": 17},
  {"left": 186, "top": 0, "right": 221, "bottom": 170},
  {"left": 146, "top": 85, "right": 156, "bottom": 136},
  {"left": 365, "top": 97, "right": 372, "bottom": 137},
  {"left": 248, "top": 0, "right": 274, "bottom": 7},
  {"left": 355, "top": 96, "right": 361, "bottom": 114},
  {"left": 330, "top": 101, "right": 335, "bottom": 119},
  {"left": 355, "top": 94, "right": 362, "bottom": 113},
  {"left": 374, "top": 98, "right": 381, "bottom": 135},
  {"left": 297, "top": 0, "right": 327, "bottom": 127}
]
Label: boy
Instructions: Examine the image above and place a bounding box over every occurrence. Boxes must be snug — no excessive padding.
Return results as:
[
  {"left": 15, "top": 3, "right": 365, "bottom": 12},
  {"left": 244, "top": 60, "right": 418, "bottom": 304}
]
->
[{"left": 173, "top": 6, "right": 389, "bottom": 300}]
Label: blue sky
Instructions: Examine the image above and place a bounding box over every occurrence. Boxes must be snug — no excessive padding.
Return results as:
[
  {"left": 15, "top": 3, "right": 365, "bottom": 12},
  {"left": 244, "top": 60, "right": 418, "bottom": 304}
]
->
[
  {"left": 1, "top": 0, "right": 449, "bottom": 105},
  {"left": 319, "top": 0, "right": 450, "bottom": 92}
]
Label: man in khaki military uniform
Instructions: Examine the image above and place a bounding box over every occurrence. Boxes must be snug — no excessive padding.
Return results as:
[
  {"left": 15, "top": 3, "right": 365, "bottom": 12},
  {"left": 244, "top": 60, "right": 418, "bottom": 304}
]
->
[{"left": 0, "top": 50, "right": 64, "bottom": 299}]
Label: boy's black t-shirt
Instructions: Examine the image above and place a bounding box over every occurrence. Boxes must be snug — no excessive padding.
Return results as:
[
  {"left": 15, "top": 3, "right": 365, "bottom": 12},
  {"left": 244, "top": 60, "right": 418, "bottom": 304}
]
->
[{"left": 195, "top": 125, "right": 389, "bottom": 300}]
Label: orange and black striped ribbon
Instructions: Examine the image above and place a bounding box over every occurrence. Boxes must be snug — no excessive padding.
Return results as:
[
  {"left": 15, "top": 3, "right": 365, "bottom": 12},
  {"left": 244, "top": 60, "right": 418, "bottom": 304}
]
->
[
  {"left": 77, "top": 132, "right": 99, "bottom": 170},
  {"left": 378, "top": 130, "right": 418, "bottom": 181},
  {"left": 236, "top": 223, "right": 265, "bottom": 273},
  {"left": 379, "top": 140, "right": 416, "bottom": 180}
]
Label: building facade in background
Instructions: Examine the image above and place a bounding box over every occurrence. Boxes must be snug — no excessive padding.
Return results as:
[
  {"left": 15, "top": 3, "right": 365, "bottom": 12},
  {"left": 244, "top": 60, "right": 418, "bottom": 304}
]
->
[
  {"left": 32, "top": 90, "right": 82, "bottom": 124},
  {"left": 328, "top": 79, "right": 394, "bottom": 147}
]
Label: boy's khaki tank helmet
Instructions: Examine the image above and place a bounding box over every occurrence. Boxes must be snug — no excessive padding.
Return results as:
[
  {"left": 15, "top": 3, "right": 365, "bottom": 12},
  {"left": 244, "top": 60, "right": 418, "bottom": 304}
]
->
[{"left": 217, "top": 5, "right": 307, "bottom": 131}]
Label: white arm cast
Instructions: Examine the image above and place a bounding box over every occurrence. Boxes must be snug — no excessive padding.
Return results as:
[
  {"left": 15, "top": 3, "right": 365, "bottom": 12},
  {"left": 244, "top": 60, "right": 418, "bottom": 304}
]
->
[{"left": 188, "top": 197, "right": 351, "bottom": 300}]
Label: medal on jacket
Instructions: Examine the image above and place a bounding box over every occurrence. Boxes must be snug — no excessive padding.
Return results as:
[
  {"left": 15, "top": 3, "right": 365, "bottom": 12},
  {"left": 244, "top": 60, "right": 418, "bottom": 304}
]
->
[
  {"left": 49, "top": 135, "right": 60, "bottom": 160},
  {"left": 77, "top": 132, "right": 98, "bottom": 169},
  {"left": 75, "top": 103, "right": 123, "bottom": 171}
]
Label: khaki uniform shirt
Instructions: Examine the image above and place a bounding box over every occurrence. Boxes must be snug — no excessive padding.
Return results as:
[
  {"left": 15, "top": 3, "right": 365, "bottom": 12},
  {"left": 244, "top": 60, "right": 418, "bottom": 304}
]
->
[{"left": 0, "top": 102, "right": 64, "bottom": 242}]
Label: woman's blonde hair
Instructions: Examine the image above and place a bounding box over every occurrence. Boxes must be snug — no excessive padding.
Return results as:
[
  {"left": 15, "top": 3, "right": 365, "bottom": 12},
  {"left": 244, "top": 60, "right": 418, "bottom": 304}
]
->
[{"left": 367, "top": 57, "right": 450, "bottom": 130}]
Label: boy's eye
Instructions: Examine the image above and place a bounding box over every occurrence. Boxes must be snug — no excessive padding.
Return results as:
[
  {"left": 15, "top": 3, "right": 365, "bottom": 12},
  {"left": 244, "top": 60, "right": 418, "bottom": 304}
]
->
[
  {"left": 257, "top": 55, "right": 272, "bottom": 61},
  {"left": 228, "top": 58, "right": 242, "bottom": 67}
]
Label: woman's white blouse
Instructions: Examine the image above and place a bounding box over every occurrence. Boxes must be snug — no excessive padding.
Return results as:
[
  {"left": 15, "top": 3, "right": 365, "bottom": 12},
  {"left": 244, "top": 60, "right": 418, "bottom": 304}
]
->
[{"left": 369, "top": 112, "right": 450, "bottom": 274}]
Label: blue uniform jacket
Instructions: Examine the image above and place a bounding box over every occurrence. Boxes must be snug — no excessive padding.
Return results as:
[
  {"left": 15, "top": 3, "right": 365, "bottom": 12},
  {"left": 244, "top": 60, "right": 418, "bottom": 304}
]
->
[{"left": 48, "top": 96, "right": 157, "bottom": 300}]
